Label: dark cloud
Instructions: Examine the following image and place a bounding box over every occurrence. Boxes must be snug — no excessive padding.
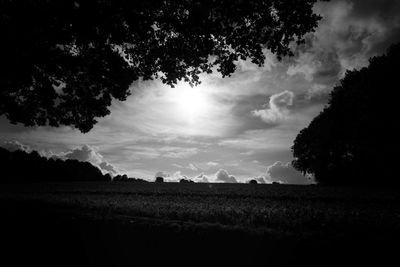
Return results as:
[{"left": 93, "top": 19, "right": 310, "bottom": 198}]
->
[
  {"left": 350, "top": 0, "right": 400, "bottom": 20},
  {"left": 215, "top": 169, "right": 238, "bottom": 183},
  {"left": 288, "top": 0, "right": 400, "bottom": 88},
  {"left": 1, "top": 140, "right": 31, "bottom": 152},
  {"left": 289, "top": 84, "right": 331, "bottom": 110},
  {"left": 266, "top": 161, "right": 309, "bottom": 184},
  {"left": 220, "top": 93, "right": 279, "bottom": 135}
]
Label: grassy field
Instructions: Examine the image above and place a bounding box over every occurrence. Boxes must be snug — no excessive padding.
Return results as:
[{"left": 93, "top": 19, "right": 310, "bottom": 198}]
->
[{"left": 1, "top": 182, "right": 399, "bottom": 266}]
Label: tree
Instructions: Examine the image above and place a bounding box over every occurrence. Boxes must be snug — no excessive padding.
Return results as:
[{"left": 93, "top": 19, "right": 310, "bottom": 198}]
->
[
  {"left": 155, "top": 177, "right": 164, "bottom": 183},
  {"left": 179, "top": 178, "right": 194, "bottom": 183},
  {"left": 0, "top": 0, "right": 324, "bottom": 132},
  {"left": 248, "top": 179, "right": 258, "bottom": 184},
  {"left": 292, "top": 43, "right": 400, "bottom": 185},
  {"left": 0, "top": 147, "right": 111, "bottom": 183}
]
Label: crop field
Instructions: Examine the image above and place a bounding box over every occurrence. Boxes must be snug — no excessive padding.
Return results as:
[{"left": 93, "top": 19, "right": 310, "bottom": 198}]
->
[{"left": 1, "top": 182, "right": 399, "bottom": 266}]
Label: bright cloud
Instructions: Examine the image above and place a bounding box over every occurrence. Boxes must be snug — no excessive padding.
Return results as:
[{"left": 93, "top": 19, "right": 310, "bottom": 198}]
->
[
  {"left": 252, "top": 91, "right": 295, "bottom": 124},
  {"left": 215, "top": 169, "right": 238, "bottom": 183},
  {"left": 194, "top": 173, "right": 210, "bottom": 183},
  {"left": 62, "top": 145, "right": 117, "bottom": 174}
]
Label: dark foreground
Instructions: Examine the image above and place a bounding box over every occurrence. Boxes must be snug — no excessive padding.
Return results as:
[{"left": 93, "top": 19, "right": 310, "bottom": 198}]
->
[{"left": 1, "top": 182, "right": 399, "bottom": 266}]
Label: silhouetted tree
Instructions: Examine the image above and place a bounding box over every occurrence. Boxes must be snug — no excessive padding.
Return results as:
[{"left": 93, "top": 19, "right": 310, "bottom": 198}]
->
[
  {"left": 248, "top": 179, "right": 258, "bottom": 184},
  {"left": 0, "top": 0, "right": 324, "bottom": 132},
  {"left": 0, "top": 147, "right": 111, "bottom": 183},
  {"left": 104, "top": 173, "right": 112, "bottom": 181},
  {"left": 127, "top": 177, "right": 148, "bottom": 183},
  {"left": 292, "top": 43, "right": 400, "bottom": 185},
  {"left": 179, "top": 178, "right": 194, "bottom": 183},
  {"left": 155, "top": 177, "right": 164, "bottom": 183},
  {"left": 112, "top": 174, "right": 148, "bottom": 182},
  {"left": 113, "top": 174, "right": 125, "bottom": 181}
]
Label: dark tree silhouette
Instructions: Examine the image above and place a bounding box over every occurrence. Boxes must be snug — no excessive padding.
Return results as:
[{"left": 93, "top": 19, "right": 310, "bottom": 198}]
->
[
  {"left": 113, "top": 174, "right": 147, "bottom": 182},
  {"left": 0, "top": 0, "right": 324, "bottom": 132},
  {"left": 113, "top": 174, "right": 129, "bottom": 181},
  {"left": 155, "top": 177, "right": 164, "bottom": 183},
  {"left": 292, "top": 43, "right": 400, "bottom": 185},
  {"left": 179, "top": 178, "right": 194, "bottom": 183},
  {"left": 0, "top": 147, "right": 111, "bottom": 183},
  {"left": 248, "top": 179, "right": 258, "bottom": 184}
]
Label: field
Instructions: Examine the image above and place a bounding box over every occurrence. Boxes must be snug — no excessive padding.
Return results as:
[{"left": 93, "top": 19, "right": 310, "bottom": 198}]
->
[{"left": 1, "top": 182, "right": 399, "bottom": 266}]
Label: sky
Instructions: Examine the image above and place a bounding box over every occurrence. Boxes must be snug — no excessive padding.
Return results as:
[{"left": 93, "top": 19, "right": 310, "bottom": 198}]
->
[{"left": 1, "top": 0, "right": 400, "bottom": 184}]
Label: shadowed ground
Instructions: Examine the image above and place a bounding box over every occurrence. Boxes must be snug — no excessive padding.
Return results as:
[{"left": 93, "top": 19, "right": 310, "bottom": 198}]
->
[{"left": 0, "top": 182, "right": 399, "bottom": 266}]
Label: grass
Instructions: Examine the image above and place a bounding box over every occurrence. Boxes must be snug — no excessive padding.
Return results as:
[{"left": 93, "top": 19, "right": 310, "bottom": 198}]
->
[{"left": 1, "top": 182, "right": 399, "bottom": 265}]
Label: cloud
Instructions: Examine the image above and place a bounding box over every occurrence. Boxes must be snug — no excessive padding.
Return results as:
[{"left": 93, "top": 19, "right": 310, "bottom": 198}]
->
[
  {"left": 287, "top": 0, "right": 400, "bottom": 85},
  {"left": 265, "top": 161, "right": 308, "bottom": 184},
  {"left": 240, "top": 151, "right": 254, "bottom": 156},
  {"left": 160, "top": 146, "right": 199, "bottom": 159},
  {"left": 63, "top": 145, "right": 117, "bottom": 174},
  {"left": 306, "top": 84, "right": 330, "bottom": 102},
  {"left": 252, "top": 91, "right": 295, "bottom": 124},
  {"left": 218, "top": 128, "right": 298, "bottom": 151},
  {"left": 64, "top": 145, "right": 103, "bottom": 164},
  {"left": 99, "top": 162, "right": 118, "bottom": 174},
  {"left": 207, "top": 161, "right": 219, "bottom": 166},
  {"left": 169, "top": 171, "right": 189, "bottom": 182},
  {"left": 194, "top": 173, "right": 209, "bottom": 183},
  {"left": 1, "top": 140, "right": 31, "bottom": 152},
  {"left": 172, "top": 162, "right": 201, "bottom": 171},
  {"left": 215, "top": 169, "right": 238, "bottom": 183},
  {"left": 172, "top": 163, "right": 184, "bottom": 168},
  {"left": 188, "top": 163, "right": 198, "bottom": 171},
  {"left": 287, "top": 48, "right": 342, "bottom": 83}
]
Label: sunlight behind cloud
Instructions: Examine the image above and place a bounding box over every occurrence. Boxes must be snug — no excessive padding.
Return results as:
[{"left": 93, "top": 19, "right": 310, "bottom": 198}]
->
[
  {"left": 170, "top": 83, "right": 212, "bottom": 124},
  {"left": 117, "top": 80, "right": 235, "bottom": 137}
]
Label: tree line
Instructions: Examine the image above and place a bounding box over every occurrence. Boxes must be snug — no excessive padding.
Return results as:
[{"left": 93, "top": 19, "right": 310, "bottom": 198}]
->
[{"left": 0, "top": 147, "right": 111, "bottom": 183}]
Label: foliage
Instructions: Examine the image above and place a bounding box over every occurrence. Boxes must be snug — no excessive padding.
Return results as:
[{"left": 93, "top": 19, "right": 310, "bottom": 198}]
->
[
  {"left": 113, "top": 174, "right": 148, "bottom": 182},
  {"left": 0, "top": 0, "right": 324, "bottom": 132},
  {"left": 0, "top": 147, "right": 111, "bottom": 183},
  {"left": 292, "top": 43, "right": 400, "bottom": 185},
  {"left": 155, "top": 177, "right": 164, "bottom": 183},
  {"left": 179, "top": 178, "right": 194, "bottom": 183}
]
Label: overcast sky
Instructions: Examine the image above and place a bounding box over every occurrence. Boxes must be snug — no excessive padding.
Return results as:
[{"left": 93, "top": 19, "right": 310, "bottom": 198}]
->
[{"left": 1, "top": 0, "right": 400, "bottom": 183}]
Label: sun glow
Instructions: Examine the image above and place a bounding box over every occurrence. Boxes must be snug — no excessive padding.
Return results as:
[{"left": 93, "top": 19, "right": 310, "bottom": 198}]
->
[{"left": 172, "top": 84, "right": 211, "bottom": 122}]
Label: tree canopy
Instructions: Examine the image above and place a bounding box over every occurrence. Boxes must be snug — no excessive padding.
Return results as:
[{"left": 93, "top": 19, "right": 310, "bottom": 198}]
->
[
  {"left": 292, "top": 43, "right": 400, "bottom": 185},
  {"left": 0, "top": 0, "right": 324, "bottom": 132},
  {"left": 0, "top": 147, "right": 111, "bottom": 183}
]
